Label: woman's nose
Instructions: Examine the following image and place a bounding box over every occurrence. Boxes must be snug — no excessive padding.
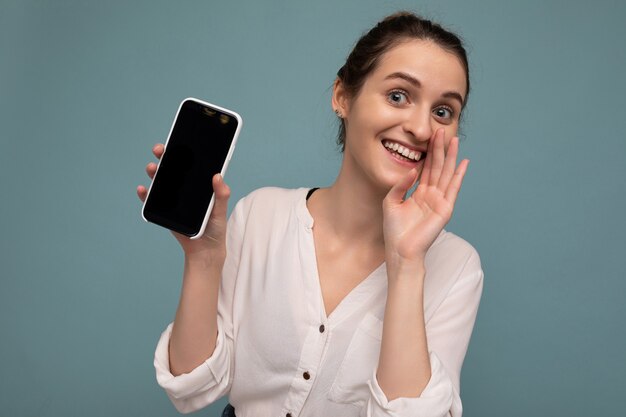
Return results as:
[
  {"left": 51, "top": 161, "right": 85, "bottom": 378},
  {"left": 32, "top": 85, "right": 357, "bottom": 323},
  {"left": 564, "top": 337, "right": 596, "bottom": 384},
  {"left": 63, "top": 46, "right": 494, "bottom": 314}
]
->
[{"left": 403, "top": 107, "right": 433, "bottom": 142}]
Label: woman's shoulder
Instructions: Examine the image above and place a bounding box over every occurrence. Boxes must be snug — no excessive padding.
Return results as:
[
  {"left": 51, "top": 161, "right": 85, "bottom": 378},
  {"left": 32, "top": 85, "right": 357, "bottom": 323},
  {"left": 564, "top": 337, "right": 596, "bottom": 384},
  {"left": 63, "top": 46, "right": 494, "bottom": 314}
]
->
[
  {"left": 427, "top": 229, "right": 482, "bottom": 276},
  {"left": 234, "top": 186, "right": 308, "bottom": 212},
  {"left": 229, "top": 186, "right": 312, "bottom": 230},
  {"left": 242, "top": 186, "right": 308, "bottom": 202},
  {"left": 423, "top": 230, "right": 483, "bottom": 318}
]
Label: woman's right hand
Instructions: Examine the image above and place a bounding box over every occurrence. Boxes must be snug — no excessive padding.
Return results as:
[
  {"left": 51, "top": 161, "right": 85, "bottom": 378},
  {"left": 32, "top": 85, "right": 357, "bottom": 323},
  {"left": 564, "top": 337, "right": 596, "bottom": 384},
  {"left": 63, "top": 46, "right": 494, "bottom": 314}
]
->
[{"left": 137, "top": 143, "right": 231, "bottom": 261}]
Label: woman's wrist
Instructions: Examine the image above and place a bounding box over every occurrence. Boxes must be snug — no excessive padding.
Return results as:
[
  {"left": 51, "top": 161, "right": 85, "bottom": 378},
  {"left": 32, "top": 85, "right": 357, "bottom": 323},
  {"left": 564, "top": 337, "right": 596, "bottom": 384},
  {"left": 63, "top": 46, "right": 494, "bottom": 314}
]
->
[
  {"left": 184, "top": 248, "right": 226, "bottom": 274},
  {"left": 385, "top": 253, "right": 426, "bottom": 283}
]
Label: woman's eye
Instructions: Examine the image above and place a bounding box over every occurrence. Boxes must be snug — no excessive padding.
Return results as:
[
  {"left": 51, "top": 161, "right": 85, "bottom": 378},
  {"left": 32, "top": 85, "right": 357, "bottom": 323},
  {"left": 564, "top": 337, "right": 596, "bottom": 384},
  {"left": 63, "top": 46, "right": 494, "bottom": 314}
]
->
[
  {"left": 434, "top": 106, "right": 453, "bottom": 119},
  {"left": 387, "top": 90, "right": 408, "bottom": 105}
]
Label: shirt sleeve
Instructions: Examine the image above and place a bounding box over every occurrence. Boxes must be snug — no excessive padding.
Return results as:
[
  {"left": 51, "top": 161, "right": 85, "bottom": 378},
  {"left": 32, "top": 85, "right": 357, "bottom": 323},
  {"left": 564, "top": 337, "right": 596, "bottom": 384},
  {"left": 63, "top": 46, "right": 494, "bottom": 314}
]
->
[
  {"left": 364, "top": 251, "right": 484, "bottom": 417},
  {"left": 153, "top": 197, "right": 247, "bottom": 413}
]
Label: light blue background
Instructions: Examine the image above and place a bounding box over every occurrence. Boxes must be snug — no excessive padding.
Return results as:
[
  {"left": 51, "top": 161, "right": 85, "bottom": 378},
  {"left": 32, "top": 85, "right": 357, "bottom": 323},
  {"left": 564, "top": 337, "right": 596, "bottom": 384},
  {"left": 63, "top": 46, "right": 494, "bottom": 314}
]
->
[{"left": 1, "top": 1, "right": 625, "bottom": 416}]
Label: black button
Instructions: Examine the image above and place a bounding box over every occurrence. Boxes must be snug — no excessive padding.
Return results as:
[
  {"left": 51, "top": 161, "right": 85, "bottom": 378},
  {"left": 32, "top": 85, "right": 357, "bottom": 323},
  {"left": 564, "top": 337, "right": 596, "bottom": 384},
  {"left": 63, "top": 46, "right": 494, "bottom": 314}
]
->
[
  {"left": 303, "top": 371, "right": 311, "bottom": 380},
  {"left": 286, "top": 414, "right": 292, "bottom": 417},
  {"left": 319, "top": 324, "right": 325, "bottom": 333}
]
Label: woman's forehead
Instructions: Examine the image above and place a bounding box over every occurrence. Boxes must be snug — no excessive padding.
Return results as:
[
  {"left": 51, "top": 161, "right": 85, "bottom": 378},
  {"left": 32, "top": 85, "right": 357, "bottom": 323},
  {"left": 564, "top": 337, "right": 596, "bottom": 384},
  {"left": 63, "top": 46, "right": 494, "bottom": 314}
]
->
[{"left": 373, "top": 39, "right": 467, "bottom": 96}]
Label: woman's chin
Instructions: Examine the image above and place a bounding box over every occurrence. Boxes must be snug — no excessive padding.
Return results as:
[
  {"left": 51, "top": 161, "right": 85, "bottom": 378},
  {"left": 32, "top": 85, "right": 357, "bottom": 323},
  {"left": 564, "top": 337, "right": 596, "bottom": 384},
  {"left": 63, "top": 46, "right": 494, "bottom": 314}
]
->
[{"left": 379, "top": 164, "right": 424, "bottom": 190}]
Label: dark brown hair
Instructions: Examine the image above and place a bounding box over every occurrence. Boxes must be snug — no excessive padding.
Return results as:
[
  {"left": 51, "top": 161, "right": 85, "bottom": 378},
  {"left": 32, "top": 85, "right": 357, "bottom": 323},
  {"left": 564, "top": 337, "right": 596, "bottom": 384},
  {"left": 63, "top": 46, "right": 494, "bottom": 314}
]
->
[{"left": 336, "top": 11, "right": 470, "bottom": 149}]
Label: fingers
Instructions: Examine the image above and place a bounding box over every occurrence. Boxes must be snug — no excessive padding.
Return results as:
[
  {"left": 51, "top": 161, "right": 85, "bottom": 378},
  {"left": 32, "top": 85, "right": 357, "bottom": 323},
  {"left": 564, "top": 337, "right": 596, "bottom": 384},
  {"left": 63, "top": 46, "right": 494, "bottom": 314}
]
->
[
  {"left": 444, "top": 159, "right": 469, "bottom": 206},
  {"left": 152, "top": 143, "right": 164, "bottom": 159},
  {"left": 414, "top": 129, "right": 468, "bottom": 208},
  {"left": 419, "top": 131, "right": 435, "bottom": 186},
  {"left": 385, "top": 168, "right": 418, "bottom": 206},
  {"left": 209, "top": 174, "right": 231, "bottom": 220},
  {"left": 428, "top": 129, "right": 445, "bottom": 187},
  {"left": 419, "top": 130, "right": 462, "bottom": 188},
  {"left": 146, "top": 162, "right": 157, "bottom": 179},
  {"left": 137, "top": 143, "right": 164, "bottom": 203},
  {"left": 147, "top": 143, "right": 164, "bottom": 179},
  {"left": 437, "top": 136, "right": 459, "bottom": 189},
  {"left": 137, "top": 185, "right": 147, "bottom": 202}
]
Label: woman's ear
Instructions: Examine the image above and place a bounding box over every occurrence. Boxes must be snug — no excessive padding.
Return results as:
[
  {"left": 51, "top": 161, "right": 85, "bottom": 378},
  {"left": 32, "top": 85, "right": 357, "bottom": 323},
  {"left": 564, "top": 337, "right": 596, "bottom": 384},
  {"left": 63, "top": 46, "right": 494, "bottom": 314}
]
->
[{"left": 332, "top": 78, "right": 350, "bottom": 118}]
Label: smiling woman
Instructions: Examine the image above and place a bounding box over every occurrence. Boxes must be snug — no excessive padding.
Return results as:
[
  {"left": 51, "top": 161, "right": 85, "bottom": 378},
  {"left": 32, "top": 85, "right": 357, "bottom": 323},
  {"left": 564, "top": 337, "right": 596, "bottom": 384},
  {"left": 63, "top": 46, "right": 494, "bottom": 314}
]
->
[
  {"left": 140, "top": 11, "right": 482, "bottom": 417},
  {"left": 333, "top": 39, "right": 468, "bottom": 193}
]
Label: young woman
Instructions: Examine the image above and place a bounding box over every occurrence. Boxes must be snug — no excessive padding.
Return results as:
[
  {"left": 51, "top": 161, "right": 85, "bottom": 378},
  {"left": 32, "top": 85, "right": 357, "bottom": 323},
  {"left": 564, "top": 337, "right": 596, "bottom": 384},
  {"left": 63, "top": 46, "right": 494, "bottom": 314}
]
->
[{"left": 138, "top": 11, "right": 483, "bottom": 417}]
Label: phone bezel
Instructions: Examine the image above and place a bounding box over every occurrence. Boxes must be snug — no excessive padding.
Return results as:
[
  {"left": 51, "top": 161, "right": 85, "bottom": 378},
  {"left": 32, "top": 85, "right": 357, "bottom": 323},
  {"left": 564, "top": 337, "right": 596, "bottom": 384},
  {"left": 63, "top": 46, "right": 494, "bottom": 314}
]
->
[{"left": 141, "top": 97, "right": 243, "bottom": 239}]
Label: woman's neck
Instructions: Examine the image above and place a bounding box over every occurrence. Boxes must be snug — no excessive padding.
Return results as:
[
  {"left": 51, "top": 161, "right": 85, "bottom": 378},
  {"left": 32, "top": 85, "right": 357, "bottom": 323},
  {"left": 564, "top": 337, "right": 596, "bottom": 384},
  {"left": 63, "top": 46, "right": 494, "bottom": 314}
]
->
[{"left": 308, "top": 162, "right": 387, "bottom": 248}]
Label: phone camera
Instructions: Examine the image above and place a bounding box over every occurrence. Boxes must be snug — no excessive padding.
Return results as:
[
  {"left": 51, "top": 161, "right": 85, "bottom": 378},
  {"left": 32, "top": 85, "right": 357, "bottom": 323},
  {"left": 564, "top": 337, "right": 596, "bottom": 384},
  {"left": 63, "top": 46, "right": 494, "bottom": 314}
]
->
[{"left": 203, "top": 108, "right": 217, "bottom": 117}]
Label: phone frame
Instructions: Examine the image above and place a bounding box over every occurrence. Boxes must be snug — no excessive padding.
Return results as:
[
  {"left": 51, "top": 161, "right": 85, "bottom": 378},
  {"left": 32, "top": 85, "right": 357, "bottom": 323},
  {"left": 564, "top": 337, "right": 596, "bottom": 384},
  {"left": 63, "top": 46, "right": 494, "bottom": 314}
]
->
[{"left": 141, "top": 97, "right": 243, "bottom": 239}]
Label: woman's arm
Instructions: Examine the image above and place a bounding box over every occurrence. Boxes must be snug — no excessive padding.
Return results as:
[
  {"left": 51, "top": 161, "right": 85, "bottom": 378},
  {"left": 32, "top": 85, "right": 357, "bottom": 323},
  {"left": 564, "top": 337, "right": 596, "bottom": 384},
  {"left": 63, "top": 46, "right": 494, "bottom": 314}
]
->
[
  {"left": 377, "top": 265, "right": 430, "bottom": 399},
  {"left": 165, "top": 174, "right": 231, "bottom": 375},
  {"left": 169, "top": 249, "right": 225, "bottom": 376},
  {"left": 368, "top": 257, "right": 482, "bottom": 417},
  {"left": 153, "top": 192, "right": 247, "bottom": 412},
  {"left": 138, "top": 144, "right": 232, "bottom": 375},
  {"left": 377, "top": 129, "right": 469, "bottom": 400},
  {"left": 151, "top": 178, "right": 248, "bottom": 413}
]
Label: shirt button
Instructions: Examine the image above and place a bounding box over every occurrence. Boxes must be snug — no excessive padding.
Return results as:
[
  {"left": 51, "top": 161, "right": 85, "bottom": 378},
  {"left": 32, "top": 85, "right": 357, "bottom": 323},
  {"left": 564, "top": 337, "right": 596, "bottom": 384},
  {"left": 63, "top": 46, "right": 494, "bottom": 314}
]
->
[
  {"left": 303, "top": 371, "right": 311, "bottom": 380},
  {"left": 286, "top": 414, "right": 293, "bottom": 417},
  {"left": 319, "top": 324, "right": 325, "bottom": 333}
]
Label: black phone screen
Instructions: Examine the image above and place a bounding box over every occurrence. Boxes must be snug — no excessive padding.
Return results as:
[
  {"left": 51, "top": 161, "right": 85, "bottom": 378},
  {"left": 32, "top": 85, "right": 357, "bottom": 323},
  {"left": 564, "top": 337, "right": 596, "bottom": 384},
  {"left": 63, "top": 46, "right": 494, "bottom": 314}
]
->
[{"left": 143, "top": 100, "right": 238, "bottom": 236}]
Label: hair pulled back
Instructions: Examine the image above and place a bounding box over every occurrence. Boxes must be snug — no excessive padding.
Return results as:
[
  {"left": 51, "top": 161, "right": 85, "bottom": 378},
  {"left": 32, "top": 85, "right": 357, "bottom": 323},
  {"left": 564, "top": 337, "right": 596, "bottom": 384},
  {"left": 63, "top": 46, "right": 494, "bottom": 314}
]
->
[{"left": 336, "top": 11, "right": 470, "bottom": 149}]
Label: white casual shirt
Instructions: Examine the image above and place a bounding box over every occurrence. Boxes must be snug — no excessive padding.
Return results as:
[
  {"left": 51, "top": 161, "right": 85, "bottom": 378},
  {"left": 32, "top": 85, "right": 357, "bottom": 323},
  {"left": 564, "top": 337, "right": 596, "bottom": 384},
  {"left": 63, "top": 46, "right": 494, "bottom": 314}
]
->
[{"left": 154, "top": 187, "right": 483, "bottom": 417}]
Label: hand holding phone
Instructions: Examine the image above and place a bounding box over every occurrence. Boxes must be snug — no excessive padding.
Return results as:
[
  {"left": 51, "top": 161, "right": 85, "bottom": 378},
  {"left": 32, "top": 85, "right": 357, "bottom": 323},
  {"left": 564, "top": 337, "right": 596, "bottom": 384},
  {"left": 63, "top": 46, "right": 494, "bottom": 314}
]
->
[
  {"left": 140, "top": 98, "right": 242, "bottom": 239},
  {"left": 138, "top": 146, "right": 232, "bottom": 258}
]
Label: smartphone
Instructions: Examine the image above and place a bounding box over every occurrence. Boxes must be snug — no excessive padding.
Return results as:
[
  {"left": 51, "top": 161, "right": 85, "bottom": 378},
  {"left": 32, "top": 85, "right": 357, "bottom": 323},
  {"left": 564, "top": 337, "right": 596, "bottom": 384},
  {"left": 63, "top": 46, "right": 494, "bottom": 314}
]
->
[{"left": 142, "top": 98, "right": 242, "bottom": 239}]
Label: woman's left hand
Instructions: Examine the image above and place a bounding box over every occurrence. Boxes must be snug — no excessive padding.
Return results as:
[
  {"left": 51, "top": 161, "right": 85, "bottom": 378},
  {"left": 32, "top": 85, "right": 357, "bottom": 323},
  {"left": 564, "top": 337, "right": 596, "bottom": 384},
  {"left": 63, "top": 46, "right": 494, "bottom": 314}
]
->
[{"left": 383, "top": 128, "right": 469, "bottom": 273}]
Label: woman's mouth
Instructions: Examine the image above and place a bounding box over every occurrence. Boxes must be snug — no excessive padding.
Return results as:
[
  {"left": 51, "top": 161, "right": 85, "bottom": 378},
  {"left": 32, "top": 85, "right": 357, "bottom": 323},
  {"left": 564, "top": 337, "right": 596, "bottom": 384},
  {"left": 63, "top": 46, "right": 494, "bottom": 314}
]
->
[{"left": 382, "top": 140, "right": 426, "bottom": 163}]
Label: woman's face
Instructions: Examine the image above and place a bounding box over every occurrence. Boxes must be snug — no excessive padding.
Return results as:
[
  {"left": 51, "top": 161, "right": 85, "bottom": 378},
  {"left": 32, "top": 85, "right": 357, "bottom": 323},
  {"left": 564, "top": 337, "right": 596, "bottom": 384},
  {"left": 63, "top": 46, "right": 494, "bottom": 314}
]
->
[{"left": 336, "top": 39, "right": 467, "bottom": 191}]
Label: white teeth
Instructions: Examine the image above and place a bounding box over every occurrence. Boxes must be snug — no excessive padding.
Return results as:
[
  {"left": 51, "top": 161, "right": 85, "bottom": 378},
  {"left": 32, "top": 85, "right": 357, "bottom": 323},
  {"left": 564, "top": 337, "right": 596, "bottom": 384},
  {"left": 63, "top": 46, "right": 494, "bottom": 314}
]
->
[{"left": 383, "top": 140, "right": 422, "bottom": 161}]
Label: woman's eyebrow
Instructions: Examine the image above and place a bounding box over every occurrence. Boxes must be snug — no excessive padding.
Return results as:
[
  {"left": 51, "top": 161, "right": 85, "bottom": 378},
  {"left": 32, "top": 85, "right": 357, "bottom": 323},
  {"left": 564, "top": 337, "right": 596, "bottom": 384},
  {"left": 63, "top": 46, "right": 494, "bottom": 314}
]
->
[
  {"left": 442, "top": 91, "right": 464, "bottom": 106},
  {"left": 385, "top": 71, "right": 465, "bottom": 106},
  {"left": 385, "top": 71, "right": 421, "bottom": 87}
]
